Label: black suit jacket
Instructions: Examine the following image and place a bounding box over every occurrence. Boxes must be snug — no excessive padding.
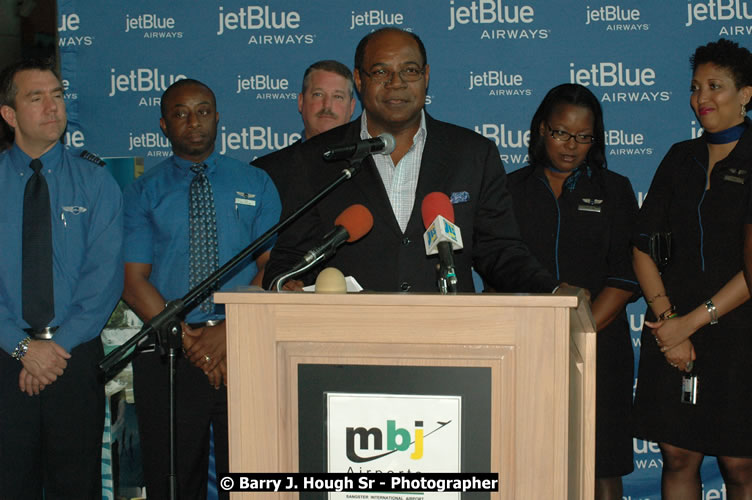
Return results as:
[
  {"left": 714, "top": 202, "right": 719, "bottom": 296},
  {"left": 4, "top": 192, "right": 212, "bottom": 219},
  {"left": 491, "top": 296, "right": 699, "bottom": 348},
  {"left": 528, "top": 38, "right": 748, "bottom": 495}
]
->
[
  {"left": 252, "top": 139, "right": 303, "bottom": 220},
  {"left": 263, "top": 113, "right": 556, "bottom": 293}
]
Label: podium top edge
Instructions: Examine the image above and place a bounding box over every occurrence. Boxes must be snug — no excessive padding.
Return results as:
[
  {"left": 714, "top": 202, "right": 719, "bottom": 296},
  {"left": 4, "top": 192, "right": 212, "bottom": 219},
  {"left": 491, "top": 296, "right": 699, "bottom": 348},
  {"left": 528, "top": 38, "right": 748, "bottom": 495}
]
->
[{"left": 214, "top": 290, "right": 581, "bottom": 308}]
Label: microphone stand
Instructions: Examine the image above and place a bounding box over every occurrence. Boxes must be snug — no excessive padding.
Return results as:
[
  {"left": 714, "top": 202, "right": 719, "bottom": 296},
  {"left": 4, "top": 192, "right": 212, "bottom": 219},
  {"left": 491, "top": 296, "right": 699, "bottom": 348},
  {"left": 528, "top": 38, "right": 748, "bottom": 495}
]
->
[{"left": 98, "top": 157, "right": 366, "bottom": 500}]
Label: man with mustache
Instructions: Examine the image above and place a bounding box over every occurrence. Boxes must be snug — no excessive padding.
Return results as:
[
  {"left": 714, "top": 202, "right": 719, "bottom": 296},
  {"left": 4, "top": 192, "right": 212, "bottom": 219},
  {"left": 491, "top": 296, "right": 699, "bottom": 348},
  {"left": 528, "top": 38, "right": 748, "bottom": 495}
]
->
[
  {"left": 122, "top": 78, "right": 280, "bottom": 499},
  {"left": 253, "top": 60, "right": 356, "bottom": 217}
]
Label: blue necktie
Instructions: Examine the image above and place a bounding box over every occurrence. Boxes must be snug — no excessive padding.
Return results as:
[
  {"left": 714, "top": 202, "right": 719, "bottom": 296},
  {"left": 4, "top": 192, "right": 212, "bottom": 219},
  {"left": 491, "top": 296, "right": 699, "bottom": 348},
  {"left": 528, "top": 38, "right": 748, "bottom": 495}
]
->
[
  {"left": 189, "top": 163, "right": 219, "bottom": 313},
  {"left": 22, "top": 159, "right": 54, "bottom": 330}
]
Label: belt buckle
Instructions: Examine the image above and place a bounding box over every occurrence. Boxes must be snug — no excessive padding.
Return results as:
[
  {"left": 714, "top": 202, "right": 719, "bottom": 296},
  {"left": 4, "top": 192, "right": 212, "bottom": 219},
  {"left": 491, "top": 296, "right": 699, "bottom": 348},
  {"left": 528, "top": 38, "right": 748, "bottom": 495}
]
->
[{"left": 24, "top": 326, "right": 58, "bottom": 340}]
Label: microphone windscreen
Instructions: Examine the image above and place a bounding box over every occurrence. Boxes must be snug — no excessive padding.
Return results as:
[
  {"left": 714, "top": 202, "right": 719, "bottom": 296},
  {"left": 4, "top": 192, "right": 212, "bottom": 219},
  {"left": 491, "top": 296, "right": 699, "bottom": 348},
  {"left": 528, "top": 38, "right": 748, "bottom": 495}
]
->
[
  {"left": 378, "top": 133, "right": 397, "bottom": 155},
  {"left": 421, "top": 192, "right": 455, "bottom": 228},
  {"left": 315, "top": 267, "right": 347, "bottom": 293},
  {"left": 334, "top": 204, "right": 374, "bottom": 242}
]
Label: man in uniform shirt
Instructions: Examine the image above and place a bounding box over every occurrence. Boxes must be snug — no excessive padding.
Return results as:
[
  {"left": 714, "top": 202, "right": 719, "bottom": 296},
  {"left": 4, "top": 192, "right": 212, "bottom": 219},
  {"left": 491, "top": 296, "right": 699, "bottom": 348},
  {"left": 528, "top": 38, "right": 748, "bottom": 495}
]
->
[
  {"left": 122, "top": 78, "right": 280, "bottom": 499},
  {"left": 0, "top": 58, "right": 124, "bottom": 498}
]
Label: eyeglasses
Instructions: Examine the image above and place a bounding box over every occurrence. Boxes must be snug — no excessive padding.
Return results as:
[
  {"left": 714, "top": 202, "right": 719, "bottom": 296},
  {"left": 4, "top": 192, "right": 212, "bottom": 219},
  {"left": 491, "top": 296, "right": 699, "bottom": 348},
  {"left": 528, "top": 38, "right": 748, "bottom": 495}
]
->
[
  {"left": 359, "top": 65, "right": 426, "bottom": 83},
  {"left": 546, "top": 124, "right": 596, "bottom": 144}
]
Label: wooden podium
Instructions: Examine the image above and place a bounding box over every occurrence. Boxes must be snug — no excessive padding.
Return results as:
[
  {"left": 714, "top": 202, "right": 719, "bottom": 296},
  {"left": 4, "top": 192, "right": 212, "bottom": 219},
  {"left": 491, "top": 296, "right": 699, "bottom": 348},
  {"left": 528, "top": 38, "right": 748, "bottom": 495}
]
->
[{"left": 215, "top": 290, "right": 596, "bottom": 499}]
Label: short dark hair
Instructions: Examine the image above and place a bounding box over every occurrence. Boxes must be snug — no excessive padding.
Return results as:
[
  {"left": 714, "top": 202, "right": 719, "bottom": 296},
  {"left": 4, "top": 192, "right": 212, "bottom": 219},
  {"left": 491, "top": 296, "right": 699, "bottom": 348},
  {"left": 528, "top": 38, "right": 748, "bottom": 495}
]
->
[
  {"left": 354, "top": 28, "right": 427, "bottom": 71},
  {"left": 160, "top": 78, "right": 216, "bottom": 118},
  {"left": 301, "top": 60, "right": 354, "bottom": 98},
  {"left": 691, "top": 38, "right": 752, "bottom": 110},
  {"left": 528, "top": 83, "right": 607, "bottom": 170},
  {"left": 0, "top": 58, "right": 60, "bottom": 109}
]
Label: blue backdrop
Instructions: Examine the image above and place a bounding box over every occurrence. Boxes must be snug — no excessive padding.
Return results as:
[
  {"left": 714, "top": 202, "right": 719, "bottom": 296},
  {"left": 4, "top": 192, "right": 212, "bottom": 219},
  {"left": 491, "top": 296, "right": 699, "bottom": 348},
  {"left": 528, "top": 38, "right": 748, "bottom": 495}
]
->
[{"left": 56, "top": 1, "right": 752, "bottom": 497}]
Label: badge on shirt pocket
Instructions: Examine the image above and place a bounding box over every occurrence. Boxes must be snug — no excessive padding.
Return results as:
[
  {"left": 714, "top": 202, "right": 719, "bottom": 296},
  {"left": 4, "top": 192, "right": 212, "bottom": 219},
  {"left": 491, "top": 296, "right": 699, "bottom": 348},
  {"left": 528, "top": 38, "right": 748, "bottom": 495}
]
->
[
  {"left": 722, "top": 168, "right": 747, "bottom": 185},
  {"left": 235, "top": 191, "right": 256, "bottom": 207},
  {"left": 577, "top": 198, "right": 603, "bottom": 213}
]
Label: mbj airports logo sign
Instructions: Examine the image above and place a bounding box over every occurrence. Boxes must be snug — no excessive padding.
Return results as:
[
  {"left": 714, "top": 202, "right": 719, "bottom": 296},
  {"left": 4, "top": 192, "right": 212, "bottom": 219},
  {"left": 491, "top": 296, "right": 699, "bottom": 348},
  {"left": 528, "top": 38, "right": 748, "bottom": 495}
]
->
[
  {"left": 327, "top": 393, "right": 461, "bottom": 467},
  {"left": 327, "top": 393, "right": 462, "bottom": 499}
]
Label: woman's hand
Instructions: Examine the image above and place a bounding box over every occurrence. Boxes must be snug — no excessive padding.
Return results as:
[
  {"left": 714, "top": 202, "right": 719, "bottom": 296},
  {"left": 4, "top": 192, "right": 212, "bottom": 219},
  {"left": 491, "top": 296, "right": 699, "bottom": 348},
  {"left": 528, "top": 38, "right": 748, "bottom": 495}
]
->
[
  {"left": 645, "top": 315, "right": 697, "bottom": 352},
  {"left": 663, "top": 339, "right": 696, "bottom": 372}
]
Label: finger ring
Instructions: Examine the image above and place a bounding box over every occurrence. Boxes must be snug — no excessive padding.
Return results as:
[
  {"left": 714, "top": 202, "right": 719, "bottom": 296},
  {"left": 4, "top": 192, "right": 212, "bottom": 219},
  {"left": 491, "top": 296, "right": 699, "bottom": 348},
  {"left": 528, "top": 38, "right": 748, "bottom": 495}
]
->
[
  {"left": 204, "top": 354, "right": 211, "bottom": 364},
  {"left": 686, "top": 360, "right": 694, "bottom": 371},
  {"left": 670, "top": 363, "right": 677, "bottom": 368}
]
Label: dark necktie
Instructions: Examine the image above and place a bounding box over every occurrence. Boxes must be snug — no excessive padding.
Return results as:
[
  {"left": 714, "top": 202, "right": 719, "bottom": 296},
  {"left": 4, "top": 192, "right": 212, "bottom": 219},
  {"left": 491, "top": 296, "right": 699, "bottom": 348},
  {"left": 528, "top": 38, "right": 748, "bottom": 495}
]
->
[
  {"left": 189, "top": 163, "right": 219, "bottom": 313},
  {"left": 22, "top": 158, "right": 54, "bottom": 330}
]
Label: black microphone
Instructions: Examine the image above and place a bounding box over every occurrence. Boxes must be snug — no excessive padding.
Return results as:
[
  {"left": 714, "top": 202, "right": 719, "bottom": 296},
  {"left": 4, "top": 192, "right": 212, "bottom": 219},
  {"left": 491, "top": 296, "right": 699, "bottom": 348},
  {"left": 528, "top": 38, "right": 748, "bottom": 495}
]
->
[{"left": 323, "top": 133, "right": 396, "bottom": 161}]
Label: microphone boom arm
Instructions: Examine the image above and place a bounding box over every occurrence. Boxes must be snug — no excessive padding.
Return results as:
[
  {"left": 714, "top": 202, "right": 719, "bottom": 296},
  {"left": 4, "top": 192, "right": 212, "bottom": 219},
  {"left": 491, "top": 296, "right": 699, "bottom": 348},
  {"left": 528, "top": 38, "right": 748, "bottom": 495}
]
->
[{"left": 99, "top": 159, "right": 366, "bottom": 379}]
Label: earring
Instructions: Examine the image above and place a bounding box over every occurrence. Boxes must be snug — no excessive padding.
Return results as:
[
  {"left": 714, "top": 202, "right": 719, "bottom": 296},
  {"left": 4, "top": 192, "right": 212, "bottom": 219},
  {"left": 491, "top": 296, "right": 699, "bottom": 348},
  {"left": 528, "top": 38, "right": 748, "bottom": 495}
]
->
[{"left": 742, "top": 103, "right": 748, "bottom": 117}]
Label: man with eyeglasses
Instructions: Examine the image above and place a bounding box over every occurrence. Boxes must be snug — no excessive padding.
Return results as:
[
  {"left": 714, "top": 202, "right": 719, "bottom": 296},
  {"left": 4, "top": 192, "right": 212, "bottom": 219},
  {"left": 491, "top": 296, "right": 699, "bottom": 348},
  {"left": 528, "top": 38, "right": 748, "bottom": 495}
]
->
[{"left": 263, "top": 27, "right": 560, "bottom": 294}]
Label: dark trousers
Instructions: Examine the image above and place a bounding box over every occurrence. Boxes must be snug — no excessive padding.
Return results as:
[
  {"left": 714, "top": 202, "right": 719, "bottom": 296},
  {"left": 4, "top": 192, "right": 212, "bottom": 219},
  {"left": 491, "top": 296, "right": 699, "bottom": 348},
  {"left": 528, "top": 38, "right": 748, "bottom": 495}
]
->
[
  {"left": 133, "top": 351, "right": 229, "bottom": 500},
  {"left": 0, "top": 337, "right": 105, "bottom": 500}
]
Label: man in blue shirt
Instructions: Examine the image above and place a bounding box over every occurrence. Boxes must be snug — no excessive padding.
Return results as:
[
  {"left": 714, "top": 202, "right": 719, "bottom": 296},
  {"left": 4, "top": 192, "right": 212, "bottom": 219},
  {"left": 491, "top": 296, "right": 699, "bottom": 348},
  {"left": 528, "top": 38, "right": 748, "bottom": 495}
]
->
[
  {"left": 0, "top": 59, "right": 124, "bottom": 498},
  {"left": 122, "top": 79, "right": 281, "bottom": 499}
]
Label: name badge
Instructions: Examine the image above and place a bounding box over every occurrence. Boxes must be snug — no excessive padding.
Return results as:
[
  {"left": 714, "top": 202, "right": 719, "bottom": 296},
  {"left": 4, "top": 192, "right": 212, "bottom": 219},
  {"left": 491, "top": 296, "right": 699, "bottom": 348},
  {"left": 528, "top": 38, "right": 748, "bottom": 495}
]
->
[
  {"left": 577, "top": 198, "right": 603, "bottom": 213},
  {"left": 235, "top": 198, "right": 256, "bottom": 206},
  {"left": 723, "top": 168, "right": 747, "bottom": 185},
  {"left": 723, "top": 175, "right": 746, "bottom": 185}
]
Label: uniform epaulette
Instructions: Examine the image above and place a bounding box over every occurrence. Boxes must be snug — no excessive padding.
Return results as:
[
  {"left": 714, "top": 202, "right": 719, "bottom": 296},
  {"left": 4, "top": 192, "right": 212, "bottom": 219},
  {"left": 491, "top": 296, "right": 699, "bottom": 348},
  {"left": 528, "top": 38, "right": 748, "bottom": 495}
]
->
[{"left": 80, "top": 150, "right": 106, "bottom": 166}]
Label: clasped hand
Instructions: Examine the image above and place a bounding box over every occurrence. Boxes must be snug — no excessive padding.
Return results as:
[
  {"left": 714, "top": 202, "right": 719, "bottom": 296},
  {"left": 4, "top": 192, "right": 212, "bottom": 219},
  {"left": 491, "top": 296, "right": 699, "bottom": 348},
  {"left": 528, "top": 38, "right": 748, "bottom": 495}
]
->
[
  {"left": 18, "top": 340, "right": 71, "bottom": 396},
  {"left": 645, "top": 316, "right": 696, "bottom": 372},
  {"left": 182, "top": 322, "right": 227, "bottom": 389}
]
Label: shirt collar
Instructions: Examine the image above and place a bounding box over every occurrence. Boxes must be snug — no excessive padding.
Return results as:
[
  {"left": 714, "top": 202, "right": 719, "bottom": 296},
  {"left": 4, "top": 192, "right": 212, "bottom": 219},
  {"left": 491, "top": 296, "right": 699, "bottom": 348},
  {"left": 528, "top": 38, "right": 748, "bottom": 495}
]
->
[
  {"left": 170, "top": 149, "right": 219, "bottom": 175},
  {"left": 359, "top": 110, "right": 427, "bottom": 144},
  {"left": 9, "top": 141, "right": 64, "bottom": 174}
]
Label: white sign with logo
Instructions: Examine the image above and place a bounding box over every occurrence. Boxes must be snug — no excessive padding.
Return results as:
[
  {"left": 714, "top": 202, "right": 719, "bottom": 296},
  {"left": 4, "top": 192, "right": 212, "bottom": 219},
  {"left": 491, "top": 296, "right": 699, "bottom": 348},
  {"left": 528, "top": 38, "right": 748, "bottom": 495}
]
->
[{"left": 326, "top": 392, "right": 461, "bottom": 500}]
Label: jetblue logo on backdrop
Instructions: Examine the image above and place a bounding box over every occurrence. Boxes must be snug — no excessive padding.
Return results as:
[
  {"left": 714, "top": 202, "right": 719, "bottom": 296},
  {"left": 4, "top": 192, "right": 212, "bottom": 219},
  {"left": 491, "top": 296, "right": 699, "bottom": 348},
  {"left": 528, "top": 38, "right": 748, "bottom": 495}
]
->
[
  {"left": 61, "top": 79, "right": 77, "bottom": 101},
  {"left": 585, "top": 5, "right": 649, "bottom": 31},
  {"left": 58, "top": 13, "right": 93, "bottom": 46},
  {"left": 124, "top": 13, "right": 183, "bottom": 39},
  {"left": 686, "top": 0, "right": 752, "bottom": 26},
  {"left": 605, "top": 129, "right": 653, "bottom": 156},
  {"left": 64, "top": 130, "right": 85, "bottom": 149},
  {"left": 569, "top": 62, "right": 671, "bottom": 103},
  {"left": 235, "top": 74, "right": 296, "bottom": 100},
  {"left": 219, "top": 126, "right": 301, "bottom": 155},
  {"left": 690, "top": 120, "right": 705, "bottom": 139},
  {"left": 128, "top": 132, "right": 171, "bottom": 157},
  {"left": 633, "top": 439, "right": 663, "bottom": 470},
  {"left": 217, "top": 6, "right": 314, "bottom": 45},
  {"left": 474, "top": 123, "right": 530, "bottom": 166},
  {"left": 468, "top": 69, "right": 532, "bottom": 96},
  {"left": 349, "top": 9, "right": 405, "bottom": 29},
  {"left": 448, "top": 0, "right": 549, "bottom": 40},
  {"left": 108, "top": 68, "right": 187, "bottom": 101}
]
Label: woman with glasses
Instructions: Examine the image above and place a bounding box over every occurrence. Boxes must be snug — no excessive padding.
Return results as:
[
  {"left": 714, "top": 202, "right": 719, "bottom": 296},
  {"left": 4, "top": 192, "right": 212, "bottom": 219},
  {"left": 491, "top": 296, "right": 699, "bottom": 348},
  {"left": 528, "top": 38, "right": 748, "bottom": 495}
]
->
[
  {"left": 508, "top": 83, "right": 639, "bottom": 499},
  {"left": 632, "top": 39, "right": 752, "bottom": 499}
]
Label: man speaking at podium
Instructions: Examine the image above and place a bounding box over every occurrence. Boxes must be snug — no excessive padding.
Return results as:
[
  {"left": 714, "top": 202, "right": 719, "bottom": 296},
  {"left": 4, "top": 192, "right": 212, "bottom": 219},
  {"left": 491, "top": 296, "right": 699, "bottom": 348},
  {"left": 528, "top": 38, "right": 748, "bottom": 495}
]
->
[{"left": 263, "top": 28, "right": 557, "bottom": 294}]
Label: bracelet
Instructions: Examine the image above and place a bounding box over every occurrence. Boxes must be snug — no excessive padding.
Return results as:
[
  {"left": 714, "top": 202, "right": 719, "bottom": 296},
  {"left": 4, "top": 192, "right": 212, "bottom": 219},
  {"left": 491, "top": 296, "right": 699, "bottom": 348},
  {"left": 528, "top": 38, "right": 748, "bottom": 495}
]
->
[
  {"left": 11, "top": 336, "right": 31, "bottom": 361},
  {"left": 705, "top": 299, "right": 719, "bottom": 325},
  {"left": 646, "top": 292, "right": 668, "bottom": 305},
  {"left": 658, "top": 305, "right": 677, "bottom": 321}
]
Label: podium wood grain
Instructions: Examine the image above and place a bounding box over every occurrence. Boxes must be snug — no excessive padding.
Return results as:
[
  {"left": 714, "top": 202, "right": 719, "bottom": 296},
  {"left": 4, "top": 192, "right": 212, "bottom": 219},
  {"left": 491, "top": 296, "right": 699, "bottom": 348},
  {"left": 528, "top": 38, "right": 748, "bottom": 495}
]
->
[{"left": 215, "top": 291, "right": 595, "bottom": 499}]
